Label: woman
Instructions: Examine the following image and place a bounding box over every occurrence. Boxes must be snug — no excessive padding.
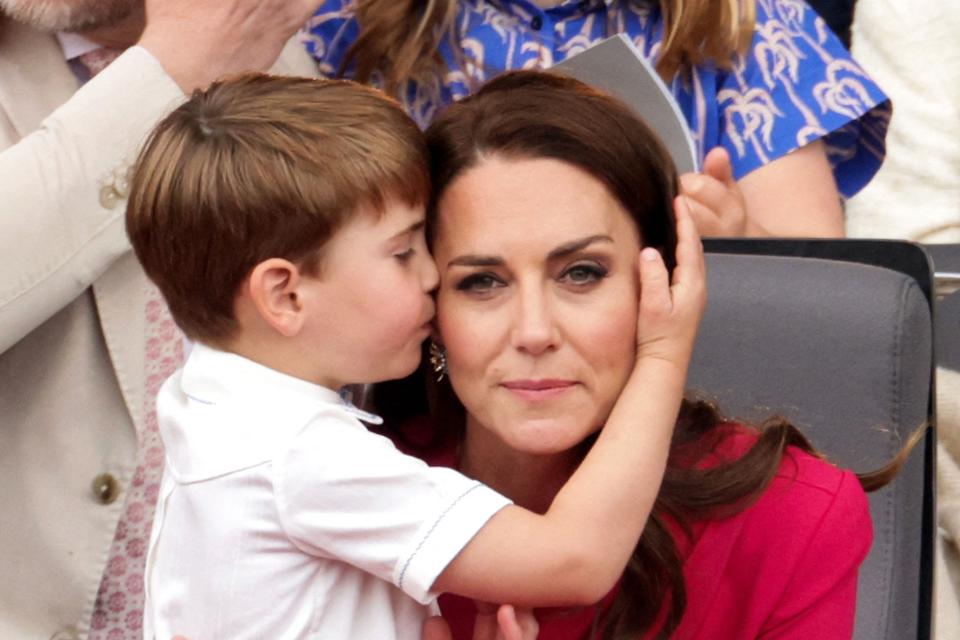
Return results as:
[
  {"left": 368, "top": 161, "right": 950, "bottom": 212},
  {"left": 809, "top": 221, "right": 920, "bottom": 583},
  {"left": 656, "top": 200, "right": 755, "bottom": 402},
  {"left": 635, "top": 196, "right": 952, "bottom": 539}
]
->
[
  {"left": 373, "top": 70, "right": 901, "bottom": 639},
  {"left": 304, "top": 0, "right": 890, "bottom": 238}
]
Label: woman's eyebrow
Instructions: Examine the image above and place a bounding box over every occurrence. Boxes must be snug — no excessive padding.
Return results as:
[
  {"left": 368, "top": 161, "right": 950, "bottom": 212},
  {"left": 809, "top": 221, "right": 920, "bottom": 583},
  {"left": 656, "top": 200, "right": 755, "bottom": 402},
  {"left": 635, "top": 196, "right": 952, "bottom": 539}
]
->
[
  {"left": 547, "top": 234, "right": 614, "bottom": 260},
  {"left": 447, "top": 255, "right": 504, "bottom": 268},
  {"left": 446, "top": 235, "right": 613, "bottom": 268}
]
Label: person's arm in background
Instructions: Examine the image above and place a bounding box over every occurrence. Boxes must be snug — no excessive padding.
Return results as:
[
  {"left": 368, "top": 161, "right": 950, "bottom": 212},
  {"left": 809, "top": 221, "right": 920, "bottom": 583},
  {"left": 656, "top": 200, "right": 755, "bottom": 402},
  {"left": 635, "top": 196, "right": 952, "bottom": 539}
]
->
[
  {"left": 678, "top": 0, "right": 887, "bottom": 239},
  {"left": 681, "top": 142, "right": 844, "bottom": 238},
  {"left": 738, "top": 139, "right": 845, "bottom": 238},
  {"left": 0, "top": 0, "right": 322, "bottom": 353}
]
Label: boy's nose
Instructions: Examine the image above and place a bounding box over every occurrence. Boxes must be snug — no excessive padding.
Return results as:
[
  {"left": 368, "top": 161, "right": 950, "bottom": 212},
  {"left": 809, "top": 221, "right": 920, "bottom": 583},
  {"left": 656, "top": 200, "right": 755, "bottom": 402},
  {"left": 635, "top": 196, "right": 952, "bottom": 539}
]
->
[{"left": 421, "top": 253, "right": 440, "bottom": 292}]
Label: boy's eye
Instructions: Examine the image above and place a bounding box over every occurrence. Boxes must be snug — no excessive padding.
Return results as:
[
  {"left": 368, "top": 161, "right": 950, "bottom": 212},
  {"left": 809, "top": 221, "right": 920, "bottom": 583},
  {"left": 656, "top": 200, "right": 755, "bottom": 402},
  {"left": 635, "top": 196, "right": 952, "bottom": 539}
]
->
[
  {"left": 560, "top": 262, "right": 608, "bottom": 285},
  {"left": 394, "top": 247, "right": 415, "bottom": 262},
  {"left": 455, "top": 272, "right": 505, "bottom": 292}
]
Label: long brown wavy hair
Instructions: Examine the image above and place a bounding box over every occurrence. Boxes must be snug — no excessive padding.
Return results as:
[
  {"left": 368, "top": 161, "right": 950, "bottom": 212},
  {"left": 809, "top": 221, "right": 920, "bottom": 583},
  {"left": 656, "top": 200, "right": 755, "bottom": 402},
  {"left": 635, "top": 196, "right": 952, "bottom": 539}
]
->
[
  {"left": 380, "top": 70, "right": 916, "bottom": 639},
  {"left": 338, "top": 0, "right": 756, "bottom": 95}
]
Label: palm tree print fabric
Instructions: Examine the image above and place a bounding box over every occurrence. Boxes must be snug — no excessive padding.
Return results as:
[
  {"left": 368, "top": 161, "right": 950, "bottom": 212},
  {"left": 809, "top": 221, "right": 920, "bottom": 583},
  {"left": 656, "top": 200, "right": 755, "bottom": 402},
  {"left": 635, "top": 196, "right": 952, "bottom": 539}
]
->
[{"left": 303, "top": 0, "right": 890, "bottom": 197}]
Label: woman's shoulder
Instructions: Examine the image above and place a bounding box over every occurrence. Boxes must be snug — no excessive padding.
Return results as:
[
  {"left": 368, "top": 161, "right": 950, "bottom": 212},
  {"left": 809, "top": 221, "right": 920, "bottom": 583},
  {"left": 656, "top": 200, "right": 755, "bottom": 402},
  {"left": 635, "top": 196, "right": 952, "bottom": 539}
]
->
[
  {"left": 709, "top": 426, "right": 870, "bottom": 531},
  {"left": 675, "top": 426, "right": 872, "bottom": 638}
]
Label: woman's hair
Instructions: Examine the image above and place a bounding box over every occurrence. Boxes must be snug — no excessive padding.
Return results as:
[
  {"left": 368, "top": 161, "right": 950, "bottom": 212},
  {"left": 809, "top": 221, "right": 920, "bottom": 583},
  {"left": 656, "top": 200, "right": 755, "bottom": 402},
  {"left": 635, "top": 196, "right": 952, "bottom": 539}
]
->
[
  {"left": 394, "top": 70, "right": 915, "bottom": 639},
  {"left": 339, "top": 0, "right": 756, "bottom": 95}
]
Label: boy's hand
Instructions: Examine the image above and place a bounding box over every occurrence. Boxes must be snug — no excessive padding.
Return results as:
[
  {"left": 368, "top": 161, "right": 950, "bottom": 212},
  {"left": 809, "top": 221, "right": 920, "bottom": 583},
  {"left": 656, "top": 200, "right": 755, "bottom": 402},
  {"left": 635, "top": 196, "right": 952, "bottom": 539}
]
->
[
  {"left": 635, "top": 194, "right": 706, "bottom": 371},
  {"left": 421, "top": 604, "right": 539, "bottom": 640},
  {"left": 679, "top": 147, "right": 748, "bottom": 237},
  {"left": 473, "top": 603, "right": 539, "bottom": 640}
]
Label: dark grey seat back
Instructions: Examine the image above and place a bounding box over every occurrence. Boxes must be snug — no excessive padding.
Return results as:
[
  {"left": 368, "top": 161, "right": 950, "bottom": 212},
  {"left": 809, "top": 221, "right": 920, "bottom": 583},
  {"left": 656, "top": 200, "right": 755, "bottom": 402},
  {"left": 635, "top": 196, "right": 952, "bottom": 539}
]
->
[{"left": 688, "top": 253, "right": 933, "bottom": 640}]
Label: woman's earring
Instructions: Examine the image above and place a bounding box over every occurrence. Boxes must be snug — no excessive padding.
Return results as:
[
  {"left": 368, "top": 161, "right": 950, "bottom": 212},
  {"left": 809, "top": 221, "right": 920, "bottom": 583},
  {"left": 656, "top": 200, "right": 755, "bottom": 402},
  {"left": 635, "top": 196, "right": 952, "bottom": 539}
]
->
[{"left": 428, "top": 342, "right": 447, "bottom": 382}]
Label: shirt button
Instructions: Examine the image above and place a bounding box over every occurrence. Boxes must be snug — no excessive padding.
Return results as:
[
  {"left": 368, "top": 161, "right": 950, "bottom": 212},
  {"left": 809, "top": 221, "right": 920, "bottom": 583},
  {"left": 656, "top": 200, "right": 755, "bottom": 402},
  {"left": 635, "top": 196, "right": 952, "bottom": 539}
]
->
[
  {"left": 531, "top": 15, "right": 543, "bottom": 31},
  {"left": 91, "top": 473, "right": 120, "bottom": 505}
]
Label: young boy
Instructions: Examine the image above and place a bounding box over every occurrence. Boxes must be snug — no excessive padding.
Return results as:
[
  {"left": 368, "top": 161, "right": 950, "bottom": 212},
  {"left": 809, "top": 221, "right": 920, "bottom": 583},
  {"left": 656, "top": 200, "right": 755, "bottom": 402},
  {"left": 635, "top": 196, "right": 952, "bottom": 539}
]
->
[{"left": 127, "top": 74, "right": 703, "bottom": 639}]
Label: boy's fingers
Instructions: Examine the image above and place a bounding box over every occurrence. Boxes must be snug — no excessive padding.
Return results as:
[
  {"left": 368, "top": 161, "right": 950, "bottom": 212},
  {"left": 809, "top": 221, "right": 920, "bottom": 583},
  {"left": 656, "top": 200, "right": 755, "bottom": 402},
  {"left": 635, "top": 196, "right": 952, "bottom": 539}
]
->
[
  {"left": 670, "top": 198, "right": 707, "bottom": 321},
  {"left": 639, "top": 247, "right": 671, "bottom": 317},
  {"left": 672, "top": 196, "right": 705, "bottom": 286},
  {"left": 496, "top": 605, "right": 522, "bottom": 640},
  {"left": 496, "top": 605, "right": 539, "bottom": 640},
  {"left": 422, "top": 616, "right": 453, "bottom": 640}
]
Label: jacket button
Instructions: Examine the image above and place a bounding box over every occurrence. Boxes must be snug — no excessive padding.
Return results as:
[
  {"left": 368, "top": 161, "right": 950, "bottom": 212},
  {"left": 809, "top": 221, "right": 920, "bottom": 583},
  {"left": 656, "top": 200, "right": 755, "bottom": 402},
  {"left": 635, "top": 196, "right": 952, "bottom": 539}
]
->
[
  {"left": 91, "top": 473, "right": 120, "bottom": 505},
  {"left": 99, "top": 184, "right": 122, "bottom": 209}
]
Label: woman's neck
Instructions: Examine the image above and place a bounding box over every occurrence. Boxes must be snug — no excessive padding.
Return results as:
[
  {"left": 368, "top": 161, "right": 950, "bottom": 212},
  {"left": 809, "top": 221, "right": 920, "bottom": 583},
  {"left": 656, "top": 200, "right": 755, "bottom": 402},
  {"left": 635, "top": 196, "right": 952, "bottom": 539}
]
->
[{"left": 460, "top": 416, "right": 584, "bottom": 514}]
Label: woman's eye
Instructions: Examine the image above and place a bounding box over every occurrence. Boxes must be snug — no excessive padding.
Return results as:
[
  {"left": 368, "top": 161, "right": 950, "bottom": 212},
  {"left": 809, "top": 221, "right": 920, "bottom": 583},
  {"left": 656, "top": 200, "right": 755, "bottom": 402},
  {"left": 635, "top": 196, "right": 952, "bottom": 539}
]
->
[
  {"left": 455, "top": 273, "right": 504, "bottom": 292},
  {"left": 561, "top": 263, "right": 608, "bottom": 285}
]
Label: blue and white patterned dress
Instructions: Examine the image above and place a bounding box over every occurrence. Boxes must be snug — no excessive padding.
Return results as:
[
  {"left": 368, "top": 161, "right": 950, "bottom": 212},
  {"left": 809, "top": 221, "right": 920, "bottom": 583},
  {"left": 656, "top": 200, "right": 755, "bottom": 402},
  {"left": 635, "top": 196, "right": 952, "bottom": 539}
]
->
[{"left": 303, "top": 0, "right": 890, "bottom": 197}]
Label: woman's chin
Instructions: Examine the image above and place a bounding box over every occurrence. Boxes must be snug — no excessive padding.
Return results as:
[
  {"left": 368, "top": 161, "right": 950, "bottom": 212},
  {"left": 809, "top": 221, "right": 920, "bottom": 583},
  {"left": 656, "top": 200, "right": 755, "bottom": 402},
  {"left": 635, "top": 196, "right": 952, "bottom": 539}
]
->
[{"left": 499, "top": 417, "right": 599, "bottom": 456}]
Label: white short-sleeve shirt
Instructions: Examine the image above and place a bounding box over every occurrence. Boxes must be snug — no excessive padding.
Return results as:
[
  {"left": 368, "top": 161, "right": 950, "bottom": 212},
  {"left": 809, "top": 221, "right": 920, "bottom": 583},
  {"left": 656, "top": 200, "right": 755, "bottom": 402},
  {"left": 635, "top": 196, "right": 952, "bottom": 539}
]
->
[{"left": 143, "top": 344, "right": 511, "bottom": 640}]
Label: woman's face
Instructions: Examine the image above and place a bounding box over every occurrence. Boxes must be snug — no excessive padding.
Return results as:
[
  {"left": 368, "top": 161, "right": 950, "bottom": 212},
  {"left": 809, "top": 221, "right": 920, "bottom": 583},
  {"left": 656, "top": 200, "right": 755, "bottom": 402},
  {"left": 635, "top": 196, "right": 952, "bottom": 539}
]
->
[{"left": 433, "top": 156, "right": 642, "bottom": 455}]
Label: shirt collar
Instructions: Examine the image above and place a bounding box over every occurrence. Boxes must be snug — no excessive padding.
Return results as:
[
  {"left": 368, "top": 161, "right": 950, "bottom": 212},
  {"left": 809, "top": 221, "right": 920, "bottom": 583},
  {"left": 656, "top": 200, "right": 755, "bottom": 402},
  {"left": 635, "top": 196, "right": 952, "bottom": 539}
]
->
[
  {"left": 159, "top": 343, "right": 356, "bottom": 482},
  {"left": 55, "top": 31, "right": 101, "bottom": 61}
]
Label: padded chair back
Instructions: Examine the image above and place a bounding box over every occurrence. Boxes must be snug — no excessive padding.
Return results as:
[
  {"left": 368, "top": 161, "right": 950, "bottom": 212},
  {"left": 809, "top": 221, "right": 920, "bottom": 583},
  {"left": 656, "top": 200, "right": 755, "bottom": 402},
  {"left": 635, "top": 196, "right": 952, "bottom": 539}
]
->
[{"left": 688, "top": 252, "right": 933, "bottom": 640}]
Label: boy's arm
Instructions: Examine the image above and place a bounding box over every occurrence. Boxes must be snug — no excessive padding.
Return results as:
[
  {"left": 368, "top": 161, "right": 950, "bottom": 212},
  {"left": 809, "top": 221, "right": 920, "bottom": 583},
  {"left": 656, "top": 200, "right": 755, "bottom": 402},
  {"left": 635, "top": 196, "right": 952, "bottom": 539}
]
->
[{"left": 432, "top": 197, "right": 705, "bottom": 607}]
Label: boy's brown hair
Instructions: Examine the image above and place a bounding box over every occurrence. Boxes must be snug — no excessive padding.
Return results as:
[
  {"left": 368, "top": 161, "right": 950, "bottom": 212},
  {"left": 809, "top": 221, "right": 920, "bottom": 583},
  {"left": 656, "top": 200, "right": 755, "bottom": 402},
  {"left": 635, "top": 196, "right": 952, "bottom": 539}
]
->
[{"left": 126, "top": 73, "right": 430, "bottom": 344}]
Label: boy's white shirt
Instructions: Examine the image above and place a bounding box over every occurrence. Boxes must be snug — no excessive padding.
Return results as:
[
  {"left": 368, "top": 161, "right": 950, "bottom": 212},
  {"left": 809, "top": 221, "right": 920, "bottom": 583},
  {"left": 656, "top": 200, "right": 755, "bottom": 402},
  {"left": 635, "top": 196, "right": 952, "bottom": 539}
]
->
[{"left": 143, "top": 343, "right": 511, "bottom": 640}]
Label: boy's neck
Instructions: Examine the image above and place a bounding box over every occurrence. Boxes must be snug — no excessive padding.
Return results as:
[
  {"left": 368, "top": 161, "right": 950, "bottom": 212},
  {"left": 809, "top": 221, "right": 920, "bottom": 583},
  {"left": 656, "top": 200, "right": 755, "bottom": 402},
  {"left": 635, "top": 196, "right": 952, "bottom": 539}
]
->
[{"left": 223, "top": 334, "right": 342, "bottom": 391}]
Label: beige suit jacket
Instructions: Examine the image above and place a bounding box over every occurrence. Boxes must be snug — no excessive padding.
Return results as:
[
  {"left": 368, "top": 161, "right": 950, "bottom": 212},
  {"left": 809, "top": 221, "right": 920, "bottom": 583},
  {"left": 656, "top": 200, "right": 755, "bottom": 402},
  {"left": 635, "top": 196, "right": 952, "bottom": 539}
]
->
[{"left": 0, "top": 19, "right": 317, "bottom": 638}]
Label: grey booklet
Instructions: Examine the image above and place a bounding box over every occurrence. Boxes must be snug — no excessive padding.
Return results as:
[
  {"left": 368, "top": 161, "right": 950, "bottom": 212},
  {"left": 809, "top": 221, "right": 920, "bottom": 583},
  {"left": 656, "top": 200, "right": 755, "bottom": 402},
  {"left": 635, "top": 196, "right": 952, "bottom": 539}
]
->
[{"left": 551, "top": 33, "right": 699, "bottom": 174}]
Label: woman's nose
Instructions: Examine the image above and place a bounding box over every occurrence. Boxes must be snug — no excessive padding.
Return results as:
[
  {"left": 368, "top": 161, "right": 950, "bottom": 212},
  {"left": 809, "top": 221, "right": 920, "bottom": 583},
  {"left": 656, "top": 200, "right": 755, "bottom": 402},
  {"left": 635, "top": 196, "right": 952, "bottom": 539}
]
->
[{"left": 511, "top": 285, "right": 559, "bottom": 355}]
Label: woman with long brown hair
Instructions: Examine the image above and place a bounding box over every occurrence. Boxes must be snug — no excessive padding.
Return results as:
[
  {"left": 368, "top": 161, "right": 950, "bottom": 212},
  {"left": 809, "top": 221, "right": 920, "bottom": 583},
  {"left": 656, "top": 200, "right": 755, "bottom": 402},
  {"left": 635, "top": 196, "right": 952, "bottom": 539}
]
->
[
  {"left": 303, "top": 0, "right": 890, "bottom": 239},
  {"left": 371, "top": 69, "right": 909, "bottom": 639}
]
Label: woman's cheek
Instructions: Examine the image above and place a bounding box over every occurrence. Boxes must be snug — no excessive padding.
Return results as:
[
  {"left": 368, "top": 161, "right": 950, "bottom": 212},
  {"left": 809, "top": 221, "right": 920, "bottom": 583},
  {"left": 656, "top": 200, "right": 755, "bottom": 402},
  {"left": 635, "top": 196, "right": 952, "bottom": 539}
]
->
[{"left": 577, "top": 296, "right": 637, "bottom": 387}]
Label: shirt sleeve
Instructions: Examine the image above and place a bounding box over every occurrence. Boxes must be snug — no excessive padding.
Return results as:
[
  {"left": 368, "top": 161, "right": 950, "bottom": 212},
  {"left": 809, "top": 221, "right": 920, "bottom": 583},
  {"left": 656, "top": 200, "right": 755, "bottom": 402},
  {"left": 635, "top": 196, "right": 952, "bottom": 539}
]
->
[
  {"left": 272, "top": 409, "right": 512, "bottom": 604},
  {"left": 758, "top": 468, "right": 872, "bottom": 639},
  {"left": 714, "top": 0, "right": 890, "bottom": 196}
]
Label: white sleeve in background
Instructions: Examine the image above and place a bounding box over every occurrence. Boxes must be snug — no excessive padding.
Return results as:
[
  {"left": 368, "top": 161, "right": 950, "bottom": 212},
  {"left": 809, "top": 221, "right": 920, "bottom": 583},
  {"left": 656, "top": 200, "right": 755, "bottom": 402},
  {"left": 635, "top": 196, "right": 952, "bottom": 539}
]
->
[
  {"left": 274, "top": 410, "right": 512, "bottom": 604},
  {"left": 845, "top": 0, "right": 960, "bottom": 241},
  {"left": 0, "top": 45, "right": 184, "bottom": 353}
]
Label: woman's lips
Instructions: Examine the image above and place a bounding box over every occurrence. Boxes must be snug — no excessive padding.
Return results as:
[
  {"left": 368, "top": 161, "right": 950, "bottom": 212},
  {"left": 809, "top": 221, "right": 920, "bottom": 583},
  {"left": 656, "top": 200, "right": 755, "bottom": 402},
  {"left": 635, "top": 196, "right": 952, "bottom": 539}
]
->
[{"left": 500, "top": 379, "right": 577, "bottom": 401}]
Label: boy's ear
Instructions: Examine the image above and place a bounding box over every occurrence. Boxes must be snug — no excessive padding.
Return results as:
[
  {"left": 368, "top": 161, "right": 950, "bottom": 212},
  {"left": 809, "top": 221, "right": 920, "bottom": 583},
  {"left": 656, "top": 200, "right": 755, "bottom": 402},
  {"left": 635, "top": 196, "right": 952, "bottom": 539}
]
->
[{"left": 246, "top": 258, "right": 306, "bottom": 337}]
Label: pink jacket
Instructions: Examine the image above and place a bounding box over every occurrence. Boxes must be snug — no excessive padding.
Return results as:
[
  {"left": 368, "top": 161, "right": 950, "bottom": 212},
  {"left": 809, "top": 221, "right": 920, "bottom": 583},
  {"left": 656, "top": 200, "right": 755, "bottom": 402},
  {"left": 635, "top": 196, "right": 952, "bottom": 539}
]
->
[{"left": 438, "top": 434, "right": 872, "bottom": 639}]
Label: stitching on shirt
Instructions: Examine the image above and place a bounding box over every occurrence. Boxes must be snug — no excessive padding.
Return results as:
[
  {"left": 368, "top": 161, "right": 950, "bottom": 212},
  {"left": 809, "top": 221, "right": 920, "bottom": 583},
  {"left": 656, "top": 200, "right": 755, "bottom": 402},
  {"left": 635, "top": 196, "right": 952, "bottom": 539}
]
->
[
  {"left": 185, "top": 393, "right": 215, "bottom": 405},
  {"left": 397, "top": 482, "right": 485, "bottom": 590}
]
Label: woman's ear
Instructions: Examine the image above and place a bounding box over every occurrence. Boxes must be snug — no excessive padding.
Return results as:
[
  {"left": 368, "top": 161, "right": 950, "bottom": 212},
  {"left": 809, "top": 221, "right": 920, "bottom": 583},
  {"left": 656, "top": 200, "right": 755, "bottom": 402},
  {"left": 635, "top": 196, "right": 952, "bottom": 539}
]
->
[{"left": 246, "top": 258, "right": 306, "bottom": 337}]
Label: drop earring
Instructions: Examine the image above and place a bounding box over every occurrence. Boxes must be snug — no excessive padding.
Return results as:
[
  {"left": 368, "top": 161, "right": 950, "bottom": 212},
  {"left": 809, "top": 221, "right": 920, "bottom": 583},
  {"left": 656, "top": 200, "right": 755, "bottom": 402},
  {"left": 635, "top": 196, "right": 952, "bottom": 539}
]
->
[{"left": 428, "top": 341, "right": 447, "bottom": 382}]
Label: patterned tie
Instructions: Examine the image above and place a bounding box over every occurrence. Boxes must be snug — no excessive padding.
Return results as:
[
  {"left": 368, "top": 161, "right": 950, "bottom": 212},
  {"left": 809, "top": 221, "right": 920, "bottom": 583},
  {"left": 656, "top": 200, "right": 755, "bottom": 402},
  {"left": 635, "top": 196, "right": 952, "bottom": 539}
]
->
[
  {"left": 75, "top": 46, "right": 125, "bottom": 79},
  {"left": 76, "top": 46, "right": 186, "bottom": 640}
]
